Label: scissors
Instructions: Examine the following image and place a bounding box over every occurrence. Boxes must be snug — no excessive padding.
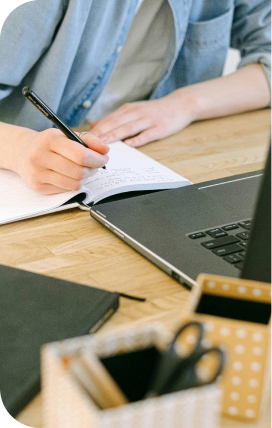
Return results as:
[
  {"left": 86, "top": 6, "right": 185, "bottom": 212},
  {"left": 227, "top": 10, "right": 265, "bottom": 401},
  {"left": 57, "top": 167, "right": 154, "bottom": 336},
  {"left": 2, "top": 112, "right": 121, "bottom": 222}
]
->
[{"left": 146, "top": 321, "right": 225, "bottom": 398}]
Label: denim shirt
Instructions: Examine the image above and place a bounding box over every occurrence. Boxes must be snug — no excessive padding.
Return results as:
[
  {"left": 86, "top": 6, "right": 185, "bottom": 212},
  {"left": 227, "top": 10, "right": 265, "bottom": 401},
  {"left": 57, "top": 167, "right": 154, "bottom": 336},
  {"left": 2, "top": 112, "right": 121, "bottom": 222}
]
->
[{"left": 0, "top": 0, "right": 270, "bottom": 131}]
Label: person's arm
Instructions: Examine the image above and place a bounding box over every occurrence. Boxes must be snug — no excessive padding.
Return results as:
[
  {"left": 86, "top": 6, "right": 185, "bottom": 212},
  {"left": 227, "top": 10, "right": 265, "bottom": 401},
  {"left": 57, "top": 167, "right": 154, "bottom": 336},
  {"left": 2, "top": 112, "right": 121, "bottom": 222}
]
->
[
  {"left": 0, "top": 1, "right": 110, "bottom": 194},
  {"left": 0, "top": 121, "right": 109, "bottom": 194},
  {"left": 91, "top": 0, "right": 271, "bottom": 147},
  {"left": 90, "top": 63, "right": 270, "bottom": 147},
  {"left": 188, "top": 63, "right": 270, "bottom": 121}
]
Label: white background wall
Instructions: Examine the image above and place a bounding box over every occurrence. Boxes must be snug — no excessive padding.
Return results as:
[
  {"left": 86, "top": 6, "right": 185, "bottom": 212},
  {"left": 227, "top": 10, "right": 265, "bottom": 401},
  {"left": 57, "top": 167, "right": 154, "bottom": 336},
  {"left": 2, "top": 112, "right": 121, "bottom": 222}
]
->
[{"left": 223, "top": 48, "right": 241, "bottom": 76}]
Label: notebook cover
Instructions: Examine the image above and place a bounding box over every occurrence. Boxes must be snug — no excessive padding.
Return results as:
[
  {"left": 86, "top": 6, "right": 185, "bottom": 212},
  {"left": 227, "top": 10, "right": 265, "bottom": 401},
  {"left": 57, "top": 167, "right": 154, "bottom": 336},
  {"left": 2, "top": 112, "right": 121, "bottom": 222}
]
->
[{"left": 0, "top": 264, "right": 119, "bottom": 417}]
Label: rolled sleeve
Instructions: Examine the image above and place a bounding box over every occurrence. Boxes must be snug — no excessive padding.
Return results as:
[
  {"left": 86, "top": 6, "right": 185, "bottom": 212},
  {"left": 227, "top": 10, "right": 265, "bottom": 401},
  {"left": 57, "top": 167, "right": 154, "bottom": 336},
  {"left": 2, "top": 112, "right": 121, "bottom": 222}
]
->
[{"left": 231, "top": 0, "right": 271, "bottom": 87}]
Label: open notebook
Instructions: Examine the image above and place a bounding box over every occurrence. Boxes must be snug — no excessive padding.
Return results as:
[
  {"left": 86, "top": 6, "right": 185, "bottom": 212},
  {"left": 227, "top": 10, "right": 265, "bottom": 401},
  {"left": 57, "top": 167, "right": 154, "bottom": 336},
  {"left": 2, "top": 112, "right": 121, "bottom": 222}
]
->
[{"left": 0, "top": 141, "right": 191, "bottom": 225}]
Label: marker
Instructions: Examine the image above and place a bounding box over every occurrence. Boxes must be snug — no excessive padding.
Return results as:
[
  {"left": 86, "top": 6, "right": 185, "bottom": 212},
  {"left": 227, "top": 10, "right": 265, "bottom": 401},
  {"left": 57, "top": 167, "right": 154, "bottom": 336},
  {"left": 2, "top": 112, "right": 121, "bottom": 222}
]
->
[{"left": 22, "top": 87, "right": 106, "bottom": 169}]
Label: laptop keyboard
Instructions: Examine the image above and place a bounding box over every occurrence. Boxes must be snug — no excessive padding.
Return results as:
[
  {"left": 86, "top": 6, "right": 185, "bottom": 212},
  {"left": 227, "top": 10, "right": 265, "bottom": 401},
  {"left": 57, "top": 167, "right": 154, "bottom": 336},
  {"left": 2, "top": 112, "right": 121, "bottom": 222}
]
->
[{"left": 187, "top": 220, "right": 252, "bottom": 270}]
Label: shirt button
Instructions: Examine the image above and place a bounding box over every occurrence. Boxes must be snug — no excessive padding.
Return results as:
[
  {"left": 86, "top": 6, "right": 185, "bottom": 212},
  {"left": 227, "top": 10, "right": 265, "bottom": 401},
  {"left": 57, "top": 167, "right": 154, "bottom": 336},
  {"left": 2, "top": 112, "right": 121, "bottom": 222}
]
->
[
  {"left": 82, "top": 100, "right": 92, "bottom": 108},
  {"left": 116, "top": 46, "right": 122, "bottom": 54}
]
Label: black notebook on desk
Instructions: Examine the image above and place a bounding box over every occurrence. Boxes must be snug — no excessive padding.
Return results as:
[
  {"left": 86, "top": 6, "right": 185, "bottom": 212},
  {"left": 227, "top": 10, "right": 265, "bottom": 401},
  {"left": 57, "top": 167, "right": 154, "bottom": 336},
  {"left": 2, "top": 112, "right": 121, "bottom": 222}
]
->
[{"left": 0, "top": 264, "right": 119, "bottom": 417}]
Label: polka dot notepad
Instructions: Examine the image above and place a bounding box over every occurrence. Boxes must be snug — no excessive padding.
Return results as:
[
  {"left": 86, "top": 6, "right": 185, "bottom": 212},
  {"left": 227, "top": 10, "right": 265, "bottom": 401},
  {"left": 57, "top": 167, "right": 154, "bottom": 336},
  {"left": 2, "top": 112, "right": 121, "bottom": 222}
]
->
[{"left": 189, "top": 274, "right": 271, "bottom": 421}]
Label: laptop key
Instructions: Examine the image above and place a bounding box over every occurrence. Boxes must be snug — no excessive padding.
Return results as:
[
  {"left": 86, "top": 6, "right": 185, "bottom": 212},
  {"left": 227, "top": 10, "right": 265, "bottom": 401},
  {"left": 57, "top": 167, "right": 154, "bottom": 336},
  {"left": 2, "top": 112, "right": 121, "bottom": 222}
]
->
[
  {"left": 238, "top": 220, "right": 251, "bottom": 230},
  {"left": 212, "top": 244, "right": 244, "bottom": 256},
  {"left": 239, "top": 250, "right": 246, "bottom": 257},
  {"left": 239, "top": 241, "right": 248, "bottom": 248},
  {"left": 206, "top": 228, "right": 227, "bottom": 238},
  {"left": 188, "top": 232, "right": 206, "bottom": 239},
  {"left": 223, "top": 253, "right": 244, "bottom": 264},
  {"left": 234, "top": 261, "right": 244, "bottom": 270},
  {"left": 236, "top": 231, "right": 250, "bottom": 240},
  {"left": 201, "top": 235, "right": 239, "bottom": 249},
  {"left": 222, "top": 224, "right": 239, "bottom": 231}
]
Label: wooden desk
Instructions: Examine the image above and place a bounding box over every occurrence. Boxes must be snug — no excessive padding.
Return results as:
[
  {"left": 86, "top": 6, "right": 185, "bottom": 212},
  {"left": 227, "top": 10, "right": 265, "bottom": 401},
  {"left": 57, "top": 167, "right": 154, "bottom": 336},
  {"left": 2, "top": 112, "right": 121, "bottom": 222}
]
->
[{"left": 0, "top": 110, "right": 270, "bottom": 427}]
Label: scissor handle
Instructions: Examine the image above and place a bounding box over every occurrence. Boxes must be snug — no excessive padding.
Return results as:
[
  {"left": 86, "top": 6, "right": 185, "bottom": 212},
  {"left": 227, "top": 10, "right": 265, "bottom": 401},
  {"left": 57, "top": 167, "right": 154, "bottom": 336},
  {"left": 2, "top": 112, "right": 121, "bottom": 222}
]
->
[
  {"left": 169, "top": 321, "right": 204, "bottom": 356},
  {"left": 146, "top": 322, "right": 225, "bottom": 396},
  {"left": 194, "top": 346, "right": 225, "bottom": 386},
  {"left": 162, "top": 346, "right": 225, "bottom": 393}
]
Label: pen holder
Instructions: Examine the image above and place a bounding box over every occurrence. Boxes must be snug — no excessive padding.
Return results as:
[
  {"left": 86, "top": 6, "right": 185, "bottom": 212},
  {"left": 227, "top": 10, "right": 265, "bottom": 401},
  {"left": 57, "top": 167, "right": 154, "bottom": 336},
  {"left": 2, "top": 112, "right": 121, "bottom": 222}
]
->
[
  {"left": 185, "top": 273, "right": 271, "bottom": 421},
  {"left": 42, "top": 323, "right": 222, "bottom": 428}
]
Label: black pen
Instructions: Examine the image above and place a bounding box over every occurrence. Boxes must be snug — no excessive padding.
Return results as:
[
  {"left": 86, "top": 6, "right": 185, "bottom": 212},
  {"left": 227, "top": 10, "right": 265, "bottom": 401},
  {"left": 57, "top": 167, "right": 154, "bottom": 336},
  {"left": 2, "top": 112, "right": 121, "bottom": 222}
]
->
[{"left": 22, "top": 87, "right": 106, "bottom": 169}]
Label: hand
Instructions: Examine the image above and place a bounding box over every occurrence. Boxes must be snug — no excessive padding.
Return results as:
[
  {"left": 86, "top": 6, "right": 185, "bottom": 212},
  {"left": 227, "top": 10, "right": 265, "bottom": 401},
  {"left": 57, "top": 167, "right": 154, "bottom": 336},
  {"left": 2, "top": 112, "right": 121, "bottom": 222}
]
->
[
  {"left": 90, "top": 88, "right": 199, "bottom": 147},
  {"left": 14, "top": 128, "right": 109, "bottom": 194}
]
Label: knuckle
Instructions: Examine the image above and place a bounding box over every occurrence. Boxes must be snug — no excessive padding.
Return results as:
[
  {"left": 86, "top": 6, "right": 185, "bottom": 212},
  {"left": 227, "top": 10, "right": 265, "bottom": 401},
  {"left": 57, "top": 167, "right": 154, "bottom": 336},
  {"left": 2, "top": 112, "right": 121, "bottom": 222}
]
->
[
  {"left": 107, "top": 132, "right": 116, "bottom": 141},
  {"left": 74, "top": 166, "right": 85, "bottom": 180},
  {"left": 89, "top": 128, "right": 100, "bottom": 137},
  {"left": 45, "top": 127, "right": 59, "bottom": 135},
  {"left": 133, "top": 137, "right": 141, "bottom": 145},
  {"left": 89, "top": 134, "right": 101, "bottom": 143},
  {"left": 74, "top": 149, "right": 87, "bottom": 166},
  {"left": 134, "top": 106, "right": 144, "bottom": 116},
  {"left": 83, "top": 133, "right": 96, "bottom": 143},
  {"left": 108, "top": 117, "right": 119, "bottom": 128},
  {"left": 147, "top": 130, "right": 158, "bottom": 142},
  {"left": 71, "top": 180, "right": 82, "bottom": 191},
  {"left": 94, "top": 125, "right": 105, "bottom": 135},
  {"left": 124, "top": 123, "right": 135, "bottom": 133},
  {"left": 30, "top": 180, "right": 43, "bottom": 193},
  {"left": 45, "top": 128, "right": 61, "bottom": 138},
  {"left": 40, "top": 128, "right": 58, "bottom": 145}
]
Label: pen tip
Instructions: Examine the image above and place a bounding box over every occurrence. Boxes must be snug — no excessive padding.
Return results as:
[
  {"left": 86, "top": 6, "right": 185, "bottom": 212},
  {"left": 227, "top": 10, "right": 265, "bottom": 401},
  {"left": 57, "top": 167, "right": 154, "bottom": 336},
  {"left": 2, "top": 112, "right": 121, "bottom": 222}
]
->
[{"left": 102, "top": 166, "right": 107, "bottom": 170}]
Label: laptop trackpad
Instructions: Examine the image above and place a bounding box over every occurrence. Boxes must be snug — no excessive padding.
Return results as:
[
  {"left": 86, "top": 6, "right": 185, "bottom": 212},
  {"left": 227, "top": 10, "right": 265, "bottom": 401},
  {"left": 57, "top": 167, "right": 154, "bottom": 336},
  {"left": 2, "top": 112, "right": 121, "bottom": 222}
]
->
[{"left": 199, "top": 175, "right": 262, "bottom": 214}]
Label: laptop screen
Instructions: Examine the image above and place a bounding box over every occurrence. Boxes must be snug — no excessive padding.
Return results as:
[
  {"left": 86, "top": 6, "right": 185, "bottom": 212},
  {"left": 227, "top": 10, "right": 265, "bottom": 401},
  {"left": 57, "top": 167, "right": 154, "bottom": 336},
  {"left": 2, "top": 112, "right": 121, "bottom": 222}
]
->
[{"left": 240, "top": 145, "right": 271, "bottom": 283}]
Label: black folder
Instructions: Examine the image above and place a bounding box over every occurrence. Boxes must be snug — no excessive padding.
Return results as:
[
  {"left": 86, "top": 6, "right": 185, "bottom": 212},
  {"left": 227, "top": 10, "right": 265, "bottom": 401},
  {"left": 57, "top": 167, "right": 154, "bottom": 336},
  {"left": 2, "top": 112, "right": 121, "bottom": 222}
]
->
[{"left": 0, "top": 264, "right": 119, "bottom": 417}]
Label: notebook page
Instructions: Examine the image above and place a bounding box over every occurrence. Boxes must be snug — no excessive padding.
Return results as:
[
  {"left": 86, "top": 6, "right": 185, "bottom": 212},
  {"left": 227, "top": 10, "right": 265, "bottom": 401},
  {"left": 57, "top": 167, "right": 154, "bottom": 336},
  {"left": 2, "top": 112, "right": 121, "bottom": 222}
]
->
[
  {"left": 83, "top": 141, "right": 190, "bottom": 204},
  {"left": 0, "top": 170, "right": 82, "bottom": 224}
]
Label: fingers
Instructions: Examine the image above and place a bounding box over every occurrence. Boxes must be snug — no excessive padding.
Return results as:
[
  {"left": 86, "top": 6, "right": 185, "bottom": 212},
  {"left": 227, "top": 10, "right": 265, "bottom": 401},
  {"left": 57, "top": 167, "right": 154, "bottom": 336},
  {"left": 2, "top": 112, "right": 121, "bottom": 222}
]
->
[
  {"left": 91, "top": 110, "right": 139, "bottom": 140},
  {"left": 27, "top": 153, "right": 98, "bottom": 194},
  {"left": 32, "top": 183, "right": 72, "bottom": 195},
  {"left": 44, "top": 152, "right": 96, "bottom": 181},
  {"left": 49, "top": 132, "right": 109, "bottom": 168},
  {"left": 21, "top": 129, "right": 108, "bottom": 194},
  {"left": 94, "top": 120, "right": 149, "bottom": 144},
  {"left": 90, "top": 107, "right": 162, "bottom": 147},
  {"left": 89, "top": 103, "right": 163, "bottom": 145},
  {"left": 27, "top": 169, "right": 83, "bottom": 193},
  {"left": 90, "top": 121, "right": 99, "bottom": 128},
  {"left": 87, "top": 92, "right": 195, "bottom": 150},
  {"left": 125, "top": 127, "right": 162, "bottom": 147},
  {"left": 77, "top": 132, "right": 110, "bottom": 155}
]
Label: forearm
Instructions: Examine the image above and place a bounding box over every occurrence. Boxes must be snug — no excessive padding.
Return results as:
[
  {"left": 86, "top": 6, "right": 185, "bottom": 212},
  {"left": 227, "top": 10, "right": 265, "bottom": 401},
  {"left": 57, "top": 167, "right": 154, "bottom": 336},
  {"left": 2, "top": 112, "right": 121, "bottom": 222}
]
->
[
  {"left": 0, "top": 122, "right": 36, "bottom": 171},
  {"left": 181, "top": 64, "right": 271, "bottom": 122}
]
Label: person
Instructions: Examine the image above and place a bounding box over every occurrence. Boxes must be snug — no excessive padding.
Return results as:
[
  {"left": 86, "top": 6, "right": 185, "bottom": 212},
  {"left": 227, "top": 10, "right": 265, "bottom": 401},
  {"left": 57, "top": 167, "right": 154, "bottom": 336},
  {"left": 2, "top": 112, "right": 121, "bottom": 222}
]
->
[{"left": 0, "top": 0, "right": 270, "bottom": 194}]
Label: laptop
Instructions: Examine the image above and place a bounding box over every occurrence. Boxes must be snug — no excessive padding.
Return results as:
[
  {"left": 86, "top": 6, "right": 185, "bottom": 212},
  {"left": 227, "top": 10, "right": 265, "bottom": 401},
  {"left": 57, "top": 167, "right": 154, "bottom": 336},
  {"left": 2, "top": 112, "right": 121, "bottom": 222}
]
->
[{"left": 91, "top": 146, "right": 271, "bottom": 290}]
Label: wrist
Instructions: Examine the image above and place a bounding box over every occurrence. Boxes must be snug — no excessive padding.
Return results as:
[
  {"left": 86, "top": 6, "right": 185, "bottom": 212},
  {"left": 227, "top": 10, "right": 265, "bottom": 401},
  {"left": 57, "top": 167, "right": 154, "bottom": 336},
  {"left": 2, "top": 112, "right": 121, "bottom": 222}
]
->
[
  {"left": 13, "top": 129, "right": 38, "bottom": 174},
  {"left": 171, "top": 86, "right": 201, "bottom": 122},
  {"left": 0, "top": 122, "right": 37, "bottom": 172}
]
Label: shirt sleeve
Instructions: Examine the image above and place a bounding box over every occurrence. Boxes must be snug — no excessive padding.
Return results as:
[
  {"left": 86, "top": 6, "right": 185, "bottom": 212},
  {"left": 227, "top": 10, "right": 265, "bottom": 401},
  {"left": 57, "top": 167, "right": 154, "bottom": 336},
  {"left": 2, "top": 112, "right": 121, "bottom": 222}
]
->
[
  {"left": 0, "top": 0, "right": 65, "bottom": 101},
  {"left": 231, "top": 0, "right": 271, "bottom": 87}
]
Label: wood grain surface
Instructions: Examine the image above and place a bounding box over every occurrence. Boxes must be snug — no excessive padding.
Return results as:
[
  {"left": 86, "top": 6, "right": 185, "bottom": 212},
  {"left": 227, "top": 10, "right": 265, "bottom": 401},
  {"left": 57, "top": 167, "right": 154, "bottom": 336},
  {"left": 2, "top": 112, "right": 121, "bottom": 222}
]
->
[{"left": 0, "top": 110, "right": 270, "bottom": 427}]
